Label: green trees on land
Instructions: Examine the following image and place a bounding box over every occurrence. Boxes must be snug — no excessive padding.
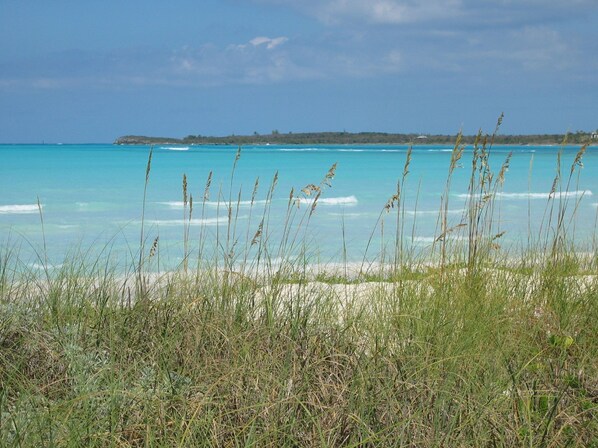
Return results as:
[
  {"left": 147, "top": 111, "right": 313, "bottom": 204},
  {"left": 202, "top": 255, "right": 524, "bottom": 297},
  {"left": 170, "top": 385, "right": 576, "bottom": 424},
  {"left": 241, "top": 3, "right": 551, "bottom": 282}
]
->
[{"left": 115, "top": 131, "right": 596, "bottom": 146}]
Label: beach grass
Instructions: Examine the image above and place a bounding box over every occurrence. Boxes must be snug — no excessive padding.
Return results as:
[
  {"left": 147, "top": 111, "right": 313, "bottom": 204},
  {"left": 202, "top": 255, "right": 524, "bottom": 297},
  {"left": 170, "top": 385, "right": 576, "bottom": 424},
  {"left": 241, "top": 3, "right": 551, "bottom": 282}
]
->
[{"left": 0, "top": 131, "right": 596, "bottom": 446}]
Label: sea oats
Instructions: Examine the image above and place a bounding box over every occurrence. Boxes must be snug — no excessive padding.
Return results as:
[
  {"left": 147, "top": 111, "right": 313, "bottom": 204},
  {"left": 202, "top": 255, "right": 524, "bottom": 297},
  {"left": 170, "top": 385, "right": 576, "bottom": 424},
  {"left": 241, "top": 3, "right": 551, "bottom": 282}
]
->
[
  {"left": 328, "top": 162, "right": 337, "bottom": 175},
  {"left": 183, "top": 174, "right": 188, "bottom": 207},
  {"left": 251, "top": 177, "right": 260, "bottom": 205},
  {"left": 310, "top": 191, "right": 321, "bottom": 216},
  {"left": 435, "top": 222, "right": 467, "bottom": 242},
  {"left": 549, "top": 176, "right": 559, "bottom": 199},
  {"left": 251, "top": 220, "right": 263, "bottom": 246},
  {"left": 571, "top": 144, "right": 587, "bottom": 175},
  {"left": 145, "top": 147, "right": 153, "bottom": 183},
  {"left": 403, "top": 146, "right": 412, "bottom": 178},
  {"left": 149, "top": 236, "right": 159, "bottom": 258},
  {"left": 497, "top": 152, "right": 512, "bottom": 186},
  {"left": 302, "top": 184, "right": 320, "bottom": 196},
  {"left": 204, "top": 171, "right": 213, "bottom": 201},
  {"left": 492, "top": 231, "right": 506, "bottom": 241},
  {"left": 384, "top": 193, "right": 400, "bottom": 213}
]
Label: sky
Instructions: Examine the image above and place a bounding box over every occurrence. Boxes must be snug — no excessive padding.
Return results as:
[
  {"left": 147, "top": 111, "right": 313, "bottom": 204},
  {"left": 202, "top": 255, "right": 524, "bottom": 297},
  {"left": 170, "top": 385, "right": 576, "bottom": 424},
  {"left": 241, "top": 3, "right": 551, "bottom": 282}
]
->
[{"left": 1, "top": 0, "right": 597, "bottom": 143}]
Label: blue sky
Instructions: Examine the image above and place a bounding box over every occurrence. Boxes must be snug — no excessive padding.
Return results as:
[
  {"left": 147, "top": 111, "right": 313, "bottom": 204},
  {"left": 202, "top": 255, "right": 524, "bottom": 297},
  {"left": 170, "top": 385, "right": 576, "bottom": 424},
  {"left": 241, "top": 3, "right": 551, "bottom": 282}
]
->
[{"left": 1, "top": 0, "right": 597, "bottom": 143}]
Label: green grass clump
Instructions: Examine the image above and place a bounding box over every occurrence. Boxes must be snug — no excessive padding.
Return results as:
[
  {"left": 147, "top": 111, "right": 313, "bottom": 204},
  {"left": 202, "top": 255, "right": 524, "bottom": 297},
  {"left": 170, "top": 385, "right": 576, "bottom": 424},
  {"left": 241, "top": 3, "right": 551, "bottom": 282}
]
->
[
  {"left": 1, "top": 126, "right": 596, "bottom": 446},
  {"left": 1, "top": 257, "right": 596, "bottom": 446}
]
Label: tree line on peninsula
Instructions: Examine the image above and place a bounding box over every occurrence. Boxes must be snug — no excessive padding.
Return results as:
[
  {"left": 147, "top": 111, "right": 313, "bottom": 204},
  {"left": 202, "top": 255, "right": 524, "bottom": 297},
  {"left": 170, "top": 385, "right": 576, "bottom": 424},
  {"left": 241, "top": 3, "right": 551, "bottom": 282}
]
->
[{"left": 115, "top": 130, "right": 596, "bottom": 146}]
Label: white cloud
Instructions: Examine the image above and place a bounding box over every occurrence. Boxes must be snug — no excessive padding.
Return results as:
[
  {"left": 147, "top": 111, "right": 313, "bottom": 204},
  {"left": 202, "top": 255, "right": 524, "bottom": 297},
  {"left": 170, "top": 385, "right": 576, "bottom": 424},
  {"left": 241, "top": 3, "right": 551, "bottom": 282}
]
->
[
  {"left": 169, "top": 36, "right": 402, "bottom": 84},
  {"left": 440, "top": 26, "right": 576, "bottom": 73},
  {"left": 169, "top": 37, "right": 311, "bottom": 85},
  {"left": 249, "top": 36, "right": 289, "bottom": 49},
  {"left": 329, "top": 0, "right": 463, "bottom": 24},
  {"left": 251, "top": 0, "right": 597, "bottom": 25},
  {"left": 508, "top": 26, "right": 572, "bottom": 70},
  {"left": 269, "top": 0, "right": 463, "bottom": 24},
  {"left": 1, "top": 6, "right": 594, "bottom": 93}
]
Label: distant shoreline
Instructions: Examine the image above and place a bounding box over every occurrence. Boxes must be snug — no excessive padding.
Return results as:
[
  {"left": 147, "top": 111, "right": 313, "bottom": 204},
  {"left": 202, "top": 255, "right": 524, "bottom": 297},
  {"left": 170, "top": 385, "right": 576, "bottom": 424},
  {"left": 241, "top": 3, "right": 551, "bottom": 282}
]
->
[{"left": 114, "top": 131, "right": 597, "bottom": 147}]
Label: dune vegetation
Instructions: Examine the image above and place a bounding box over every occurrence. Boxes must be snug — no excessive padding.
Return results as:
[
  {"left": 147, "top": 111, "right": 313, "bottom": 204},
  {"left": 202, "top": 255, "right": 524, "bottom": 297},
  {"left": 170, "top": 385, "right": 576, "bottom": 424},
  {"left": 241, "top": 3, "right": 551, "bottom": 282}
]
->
[{"left": 1, "top": 126, "right": 596, "bottom": 447}]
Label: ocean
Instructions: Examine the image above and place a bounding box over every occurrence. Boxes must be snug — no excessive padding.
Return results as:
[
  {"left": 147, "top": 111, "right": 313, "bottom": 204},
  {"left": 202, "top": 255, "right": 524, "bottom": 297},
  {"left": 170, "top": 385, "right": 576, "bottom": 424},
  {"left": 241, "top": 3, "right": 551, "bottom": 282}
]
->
[{"left": 1, "top": 143, "right": 596, "bottom": 271}]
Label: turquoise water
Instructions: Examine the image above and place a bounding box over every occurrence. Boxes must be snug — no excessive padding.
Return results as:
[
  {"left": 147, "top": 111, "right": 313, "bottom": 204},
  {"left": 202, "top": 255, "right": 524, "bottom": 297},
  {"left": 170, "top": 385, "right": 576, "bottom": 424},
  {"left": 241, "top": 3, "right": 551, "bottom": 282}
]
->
[{"left": 1, "top": 143, "right": 596, "bottom": 269}]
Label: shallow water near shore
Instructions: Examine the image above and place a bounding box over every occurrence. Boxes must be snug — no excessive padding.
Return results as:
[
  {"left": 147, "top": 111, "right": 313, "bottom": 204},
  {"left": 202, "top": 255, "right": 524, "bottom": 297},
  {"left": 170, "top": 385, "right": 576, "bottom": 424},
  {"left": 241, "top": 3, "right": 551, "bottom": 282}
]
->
[{"left": 1, "top": 143, "right": 596, "bottom": 270}]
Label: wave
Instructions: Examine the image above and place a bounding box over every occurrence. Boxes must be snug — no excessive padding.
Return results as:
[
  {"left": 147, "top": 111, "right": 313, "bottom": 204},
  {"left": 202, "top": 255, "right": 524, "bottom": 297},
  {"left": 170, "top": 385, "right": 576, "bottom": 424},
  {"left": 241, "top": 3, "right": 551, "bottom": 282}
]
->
[
  {"left": 278, "top": 147, "right": 324, "bottom": 152},
  {"left": 427, "top": 149, "right": 454, "bottom": 152},
  {"left": 146, "top": 217, "right": 236, "bottom": 226},
  {"left": 498, "top": 190, "right": 592, "bottom": 199},
  {"left": 411, "top": 236, "right": 436, "bottom": 243},
  {"left": 280, "top": 148, "right": 386, "bottom": 153},
  {"left": 161, "top": 146, "right": 189, "bottom": 151},
  {"left": 28, "top": 263, "right": 63, "bottom": 270},
  {"left": 327, "top": 212, "right": 368, "bottom": 217},
  {"left": 280, "top": 148, "right": 367, "bottom": 153},
  {"left": 159, "top": 200, "right": 269, "bottom": 209},
  {"left": 405, "top": 208, "right": 464, "bottom": 215},
  {"left": 457, "top": 190, "right": 592, "bottom": 200},
  {"left": 0, "top": 204, "right": 40, "bottom": 214},
  {"left": 298, "top": 195, "right": 358, "bottom": 206},
  {"left": 412, "top": 235, "right": 467, "bottom": 243}
]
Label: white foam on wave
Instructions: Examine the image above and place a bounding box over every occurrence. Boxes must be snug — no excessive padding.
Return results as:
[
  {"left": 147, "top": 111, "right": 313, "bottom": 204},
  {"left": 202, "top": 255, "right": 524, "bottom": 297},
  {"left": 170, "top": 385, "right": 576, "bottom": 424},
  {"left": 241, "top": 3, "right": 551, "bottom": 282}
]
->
[
  {"left": 279, "top": 147, "right": 325, "bottom": 152},
  {"left": 161, "top": 146, "right": 189, "bottom": 151},
  {"left": 457, "top": 190, "right": 592, "bottom": 200},
  {"left": 281, "top": 147, "right": 366, "bottom": 153},
  {"left": 146, "top": 217, "right": 239, "bottom": 226},
  {"left": 298, "top": 195, "right": 358, "bottom": 206},
  {"left": 0, "top": 204, "right": 40, "bottom": 214},
  {"left": 327, "top": 212, "right": 367, "bottom": 217},
  {"left": 28, "top": 263, "right": 63, "bottom": 270},
  {"left": 412, "top": 235, "right": 466, "bottom": 244},
  {"left": 159, "top": 201, "right": 188, "bottom": 209},
  {"left": 412, "top": 236, "right": 436, "bottom": 243},
  {"left": 427, "top": 149, "right": 454, "bottom": 152},
  {"left": 405, "top": 208, "right": 464, "bottom": 216},
  {"left": 159, "top": 200, "right": 269, "bottom": 209}
]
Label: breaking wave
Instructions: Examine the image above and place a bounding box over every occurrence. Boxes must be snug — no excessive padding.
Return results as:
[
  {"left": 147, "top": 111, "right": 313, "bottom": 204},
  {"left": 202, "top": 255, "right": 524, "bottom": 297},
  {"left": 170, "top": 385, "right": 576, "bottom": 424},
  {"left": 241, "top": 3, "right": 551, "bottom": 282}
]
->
[
  {"left": 159, "top": 200, "right": 269, "bottom": 209},
  {"left": 412, "top": 235, "right": 467, "bottom": 243},
  {"left": 405, "top": 208, "right": 464, "bottom": 216},
  {"left": 0, "top": 204, "right": 40, "bottom": 214},
  {"left": 278, "top": 147, "right": 325, "bottom": 152},
  {"left": 457, "top": 190, "right": 592, "bottom": 200},
  {"left": 145, "top": 217, "right": 236, "bottom": 226},
  {"left": 298, "top": 196, "right": 358, "bottom": 206},
  {"left": 327, "top": 212, "right": 368, "bottom": 217},
  {"left": 161, "top": 146, "right": 189, "bottom": 151},
  {"left": 28, "top": 263, "right": 63, "bottom": 270}
]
